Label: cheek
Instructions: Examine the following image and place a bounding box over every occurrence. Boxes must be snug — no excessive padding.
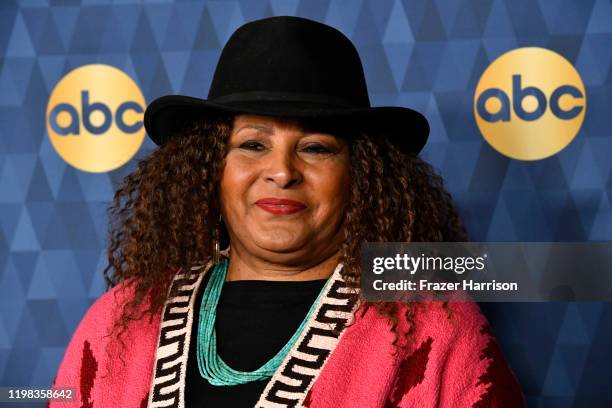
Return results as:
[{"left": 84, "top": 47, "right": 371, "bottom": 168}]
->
[
  {"left": 309, "top": 162, "right": 350, "bottom": 215},
  {"left": 219, "top": 158, "right": 255, "bottom": 213}
]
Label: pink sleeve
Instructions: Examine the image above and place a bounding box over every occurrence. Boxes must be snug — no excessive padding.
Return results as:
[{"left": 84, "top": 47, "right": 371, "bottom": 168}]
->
[
  {"left": 46, "top": 282, "right": 133, "bottom": 408},
  {"left": 438, "top": 302, "right": 525, "bottom": 407},
  {"left": 389, "top": 302, "right": 526, "bottom": 408}
]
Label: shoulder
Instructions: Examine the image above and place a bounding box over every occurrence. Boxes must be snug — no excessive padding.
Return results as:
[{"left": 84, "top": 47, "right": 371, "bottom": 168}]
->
[
  {"left": 397, "top": 300, "right": 495, "bottom": 372},
  {"left": 409, "top": 300, "right": 488, "bottom": 337},
  {"left": 81, "top": 279, "right": 141, "bottom": 328},
  {"left": 382, "top": 300, "right": 490, "bottom": 352},
  {"left": 70, "top": 277, "right": 158, "bottom": 348}
]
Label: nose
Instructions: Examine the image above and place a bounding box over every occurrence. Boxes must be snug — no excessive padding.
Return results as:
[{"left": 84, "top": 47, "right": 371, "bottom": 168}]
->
[{"left": 262, "top": 144, "right": 302, "bottom": 188}]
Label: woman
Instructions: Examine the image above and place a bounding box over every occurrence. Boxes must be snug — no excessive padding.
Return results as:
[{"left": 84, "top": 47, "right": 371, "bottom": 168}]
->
[{"left": 49, "top": 16, "right": 524, "bottom": 408}]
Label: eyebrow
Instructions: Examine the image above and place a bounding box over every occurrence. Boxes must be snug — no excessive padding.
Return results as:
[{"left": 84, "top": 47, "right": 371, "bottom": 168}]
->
[
  {"left": 235, "top": 124, "right": 273, "bottom": 134},
  {"left": 233, "top": 122, "right": 348, "bottom": 143}
]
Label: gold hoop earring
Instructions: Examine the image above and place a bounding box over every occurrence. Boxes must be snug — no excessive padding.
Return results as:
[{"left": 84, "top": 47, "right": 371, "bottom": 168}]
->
[{"left": 212, "top": 214, "right": 221, "bottom": 265}]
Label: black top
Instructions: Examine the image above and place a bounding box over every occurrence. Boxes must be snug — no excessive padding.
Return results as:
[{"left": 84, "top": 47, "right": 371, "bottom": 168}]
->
[{"left": 185, "top": 268, "right": 328, "bottom": 407}]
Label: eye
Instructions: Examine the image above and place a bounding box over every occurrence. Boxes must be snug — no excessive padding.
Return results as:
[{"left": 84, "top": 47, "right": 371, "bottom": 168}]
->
[
  {"left": 239, "top": 140, "right": 266, "bottom": 151},
  {"left": 300, "top": 143, "right": 332, "bottom": 154}
]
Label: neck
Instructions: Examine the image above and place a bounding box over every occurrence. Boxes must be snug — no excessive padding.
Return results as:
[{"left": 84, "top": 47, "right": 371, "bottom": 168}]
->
[{"left": 224, "top": 246, "right": 342, "bottom": 282}]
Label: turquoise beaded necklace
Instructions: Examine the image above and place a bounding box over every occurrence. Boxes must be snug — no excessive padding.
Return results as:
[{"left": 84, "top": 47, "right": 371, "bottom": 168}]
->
[{"left": 196, "top": 257, "right": 329, "bottom": 386}]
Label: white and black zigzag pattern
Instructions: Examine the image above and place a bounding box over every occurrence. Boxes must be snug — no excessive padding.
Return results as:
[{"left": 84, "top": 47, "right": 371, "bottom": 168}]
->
[
  {"left": 255, "top": 263, "right": 360, "bottom": 408},
  {"left": 147, "top": 257, "right": 359, "bottom": 408},
  {"left": 148, "top": 263, "right": 208, "bottom": 408}
]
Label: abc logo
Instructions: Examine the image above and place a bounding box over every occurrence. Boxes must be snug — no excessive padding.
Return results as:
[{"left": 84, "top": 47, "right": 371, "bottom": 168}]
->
[
  {"left": 46, "top": 64, "right": 146, "bottom": 172},
  {"left": 474, "top": 47, "right": 586, "bottom": 161}
]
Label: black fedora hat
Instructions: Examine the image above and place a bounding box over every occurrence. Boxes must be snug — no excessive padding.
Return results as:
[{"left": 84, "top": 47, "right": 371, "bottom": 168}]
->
[{"left": 144, "top": 16, "right": 429, "bottom": 155}]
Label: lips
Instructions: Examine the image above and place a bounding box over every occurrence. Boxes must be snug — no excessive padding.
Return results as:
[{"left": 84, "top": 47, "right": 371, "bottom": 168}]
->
[{"left": 255, "top": 198, "right": 307, "bottom": 215}]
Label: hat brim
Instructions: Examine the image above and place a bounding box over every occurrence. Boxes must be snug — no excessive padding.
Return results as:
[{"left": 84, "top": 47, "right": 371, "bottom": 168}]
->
[{"left": 143, "top": 95, "right": 430, "bottom": 155}]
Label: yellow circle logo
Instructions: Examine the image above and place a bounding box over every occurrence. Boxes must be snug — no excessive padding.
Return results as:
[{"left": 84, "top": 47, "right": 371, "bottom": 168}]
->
[
  {"left": 46, "top": 64, "right": 146, "bottom": 172},
  {"left": 474, "top": 47, "right": 586, "bottom": 161}
]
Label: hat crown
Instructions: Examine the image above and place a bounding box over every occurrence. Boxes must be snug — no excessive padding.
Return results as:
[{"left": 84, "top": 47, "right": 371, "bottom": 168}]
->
[
  {"left": 144, "top": 16, "right": 429, "bottom": 154},
  {"left": 207, "top": 16, "right": 370, "bottom": 108}
]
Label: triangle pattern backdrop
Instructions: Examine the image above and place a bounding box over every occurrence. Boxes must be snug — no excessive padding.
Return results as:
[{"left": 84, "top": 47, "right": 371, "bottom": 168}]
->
[{"left": 1, "top": 0, "right": 611, "bottom": 406}]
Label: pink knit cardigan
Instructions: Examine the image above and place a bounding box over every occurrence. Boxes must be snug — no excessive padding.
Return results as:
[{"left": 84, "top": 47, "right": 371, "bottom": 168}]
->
[{"left": 48, "top": 257, "right": 525, "bottom": 408}]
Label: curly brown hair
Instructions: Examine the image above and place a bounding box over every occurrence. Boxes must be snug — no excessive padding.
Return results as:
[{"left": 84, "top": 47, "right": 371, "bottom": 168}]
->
[{"left": 103, "top": 113, "right": 468, "bottom": 357}]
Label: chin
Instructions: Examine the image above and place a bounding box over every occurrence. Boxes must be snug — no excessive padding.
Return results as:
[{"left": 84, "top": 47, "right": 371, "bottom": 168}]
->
[
  {"left": 255, "top": 240, "right": 304, "bottom": 254},
  {"left": 252, "top": 233, "right": 307, "bottom": 254}
]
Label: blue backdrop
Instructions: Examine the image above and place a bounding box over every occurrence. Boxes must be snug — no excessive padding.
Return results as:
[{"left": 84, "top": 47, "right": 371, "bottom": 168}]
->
[{"left": 1, "top": 0, "right": 611, "bottom": 407}]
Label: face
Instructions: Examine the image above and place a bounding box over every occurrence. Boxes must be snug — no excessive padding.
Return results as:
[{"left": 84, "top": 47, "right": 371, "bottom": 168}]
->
[{"left": 219, "top": 114, "right": 350, "bottom": 265}]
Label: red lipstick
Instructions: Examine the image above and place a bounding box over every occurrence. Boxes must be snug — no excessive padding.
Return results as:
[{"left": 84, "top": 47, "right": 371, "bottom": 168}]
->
[{"left": 255, "top": 198, "right": 307, "bottom": 215}]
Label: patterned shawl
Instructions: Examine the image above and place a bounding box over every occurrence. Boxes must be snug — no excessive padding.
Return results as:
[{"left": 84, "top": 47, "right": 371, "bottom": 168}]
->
[{"left": 48, "top": 253, "right": 525, "bottom": 407}]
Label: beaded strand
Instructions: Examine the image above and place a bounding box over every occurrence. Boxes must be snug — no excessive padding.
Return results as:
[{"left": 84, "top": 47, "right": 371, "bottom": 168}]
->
[{"left": 196, "top": 257, "right": 328, "bottom": 385}]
